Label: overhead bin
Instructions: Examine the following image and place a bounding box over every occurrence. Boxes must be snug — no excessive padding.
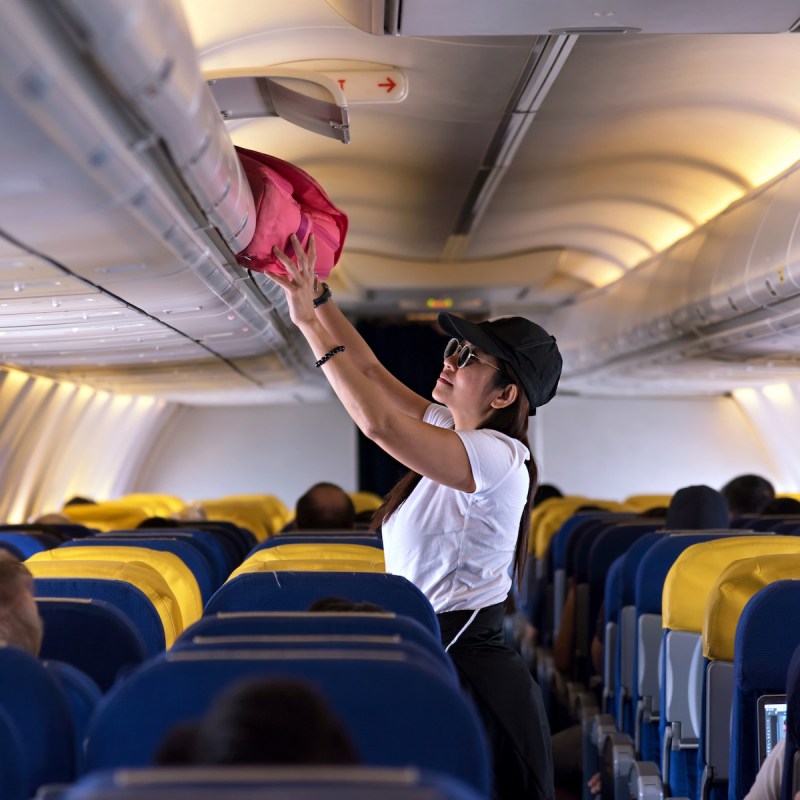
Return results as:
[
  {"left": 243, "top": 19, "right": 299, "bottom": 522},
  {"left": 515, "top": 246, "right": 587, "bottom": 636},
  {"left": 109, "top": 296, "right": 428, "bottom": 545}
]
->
[{"left": 553, "top": 161, "right": 800, "bottom": 384}]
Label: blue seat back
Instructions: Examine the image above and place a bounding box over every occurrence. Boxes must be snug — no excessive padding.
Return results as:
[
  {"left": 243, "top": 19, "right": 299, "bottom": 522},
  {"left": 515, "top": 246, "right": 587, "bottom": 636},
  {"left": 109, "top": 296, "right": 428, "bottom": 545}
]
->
[
  {"left": 85, "top": 651, "right": 491, "bottom": 794},
  {"left": 34, "top": 577, "right": 166, "bottom": 656},
  {"left": 63, "top": 767, "right": 485, "bottom": 800},
  {"left": 179, "top": 611, "right": 444, "bottom": 667},
  {"left": 37, "top": 597, "right": 149, "bottom": 691},
  {"left": 0, "top": 646, "right": 76, "bottom": 794},
  {"left": 205, "top": 571, "right": 440, "bottom": 639},
  {"left": 0, "top": 532, "right": 46, "bottom": 559},
  {"left": 96, "top": 530, "right": 229, "bottom": 589},
  {"left": 0, "top": 706, "right": 26, "bottom": 800},
  {"left": 729, "top": 582, "right": 800, "bottom": 800},
  {"left": 60, "top": 538, "right": 215, "bottom": 604}
]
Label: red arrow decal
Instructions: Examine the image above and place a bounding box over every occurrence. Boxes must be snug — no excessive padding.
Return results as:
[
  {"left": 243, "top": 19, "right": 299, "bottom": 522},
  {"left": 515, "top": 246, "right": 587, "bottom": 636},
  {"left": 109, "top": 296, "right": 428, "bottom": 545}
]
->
[
  {"left": 337, "top": 79, "right": 346, "bottom": 89},
  {"left": 377, "top": 76, "right": 397, "bottom": 93}
]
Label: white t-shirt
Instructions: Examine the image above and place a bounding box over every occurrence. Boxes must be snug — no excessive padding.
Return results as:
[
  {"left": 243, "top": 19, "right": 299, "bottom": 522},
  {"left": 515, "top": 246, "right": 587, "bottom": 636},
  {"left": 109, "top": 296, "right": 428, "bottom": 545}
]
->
[{"left": 382, "top": 403, "right": 530, "bottom": 613}]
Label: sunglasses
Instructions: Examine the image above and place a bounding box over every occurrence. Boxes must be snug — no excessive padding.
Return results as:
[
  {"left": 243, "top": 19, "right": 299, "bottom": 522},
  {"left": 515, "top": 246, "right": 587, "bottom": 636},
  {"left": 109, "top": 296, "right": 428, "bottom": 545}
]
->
[{"left": 444, "top": 338, "right": 502, "bottom": 372}]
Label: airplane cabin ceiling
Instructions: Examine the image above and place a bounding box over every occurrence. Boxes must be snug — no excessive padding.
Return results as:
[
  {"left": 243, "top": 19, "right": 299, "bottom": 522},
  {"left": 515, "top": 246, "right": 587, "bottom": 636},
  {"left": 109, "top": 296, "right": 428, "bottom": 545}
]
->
[{"left": 1, "top": 0, "right": 800, "bottom": 400}]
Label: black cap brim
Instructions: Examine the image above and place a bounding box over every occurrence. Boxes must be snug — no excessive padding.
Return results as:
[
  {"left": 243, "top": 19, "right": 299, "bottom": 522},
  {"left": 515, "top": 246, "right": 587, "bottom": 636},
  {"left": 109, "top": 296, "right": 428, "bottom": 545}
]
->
[{"left": 438, "top": 313, "right": 507, "bottom": 361}]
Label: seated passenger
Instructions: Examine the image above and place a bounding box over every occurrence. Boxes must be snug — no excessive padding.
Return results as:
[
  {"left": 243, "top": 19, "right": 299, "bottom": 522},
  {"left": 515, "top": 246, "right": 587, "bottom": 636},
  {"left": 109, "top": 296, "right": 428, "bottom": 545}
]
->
[
  {"left": 157, "top": 677, "right": 359, "bottom": 766},
  {"left": 308, "top": 596, "right": 385, "bottom": 613},
  {"left": 761, "top": 496, "right": 800, "bottom": 516},
  {"left": 533, "top": 483, "right": 563, "bottom": 507},
  {"left": 293, "top": 482, "right": 355, "bottom": 531},
  {"left": 665, "top": 484, "right": 729, "bottom": 530},
  {"left": 721, "top": 474, "right": 775, "bottom": 516},
  {"left": 744, "top": 737, "right": 784, "bottom": 800},
  {"left": 0, "top": 555, "right": 44, "bottom": 657}
]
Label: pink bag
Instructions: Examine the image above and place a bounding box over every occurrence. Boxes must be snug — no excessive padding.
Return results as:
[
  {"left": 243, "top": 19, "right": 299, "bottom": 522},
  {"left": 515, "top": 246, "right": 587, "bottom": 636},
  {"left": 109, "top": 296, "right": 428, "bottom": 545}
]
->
[{"left": 234, "top": 146, "right": 348, "bottom": 279}]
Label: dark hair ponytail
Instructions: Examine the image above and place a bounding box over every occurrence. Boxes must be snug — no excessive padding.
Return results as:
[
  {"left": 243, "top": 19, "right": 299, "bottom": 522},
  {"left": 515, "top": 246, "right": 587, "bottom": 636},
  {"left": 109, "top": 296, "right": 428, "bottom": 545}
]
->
[{"left": 371, "top": 363, "right": 537, "bottom": 590}]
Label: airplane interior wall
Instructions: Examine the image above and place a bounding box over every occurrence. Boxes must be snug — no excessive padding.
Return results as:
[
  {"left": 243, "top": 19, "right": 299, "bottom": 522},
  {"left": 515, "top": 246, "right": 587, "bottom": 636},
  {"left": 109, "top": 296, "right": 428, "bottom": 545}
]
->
[
  {"left": 0, "top": 368, "right": 175, "bottom": 523},
  {"left": 532, "top": 393, "right": 785, "bottom": 501},
  {"left": 133, "top": 400, "right": 358, "bottom": 510}
]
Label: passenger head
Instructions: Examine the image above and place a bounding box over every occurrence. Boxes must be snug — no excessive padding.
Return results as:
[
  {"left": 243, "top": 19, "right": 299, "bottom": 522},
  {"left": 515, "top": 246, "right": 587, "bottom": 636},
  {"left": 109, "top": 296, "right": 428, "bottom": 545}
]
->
[
  {"left": 137, "top": 516, "right": 181, "bottom": 529},
  {"left": 63, "top": 496, "right": 95, "bottom": 507},
  {"left": 192, "top": 678, "right": 359, "bottom": 766},
  {"left": 31, "top": 512, "right": 71, "bottom": 525},
  {"left": 154, "top": 721, "right": 200, "bottom": 766},
  {"left": 761, "top": 497, "right": 800, "bottom": 516},
  {"left": 721, "top": 474, "right": 775, "bottom": 516},
  {"left": 0, "top": 557, "right": 44, "bottom": 657},
  {"left": 665, "top": 485, "right": 729, "bottom": 531},
  {"left": 308, "top": 596, "right": 386, "bottom": 613},
  {"left": 533, "top": 483, "right": 563, "bottom": 507},
  {"left": 295, "top": 483, "right": 355, "bottom": 530}
]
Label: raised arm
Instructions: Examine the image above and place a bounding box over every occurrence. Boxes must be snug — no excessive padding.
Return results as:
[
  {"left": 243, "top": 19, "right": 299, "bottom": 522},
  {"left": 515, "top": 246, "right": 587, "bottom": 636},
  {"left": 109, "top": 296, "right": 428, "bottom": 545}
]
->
[
  {"left": 269, "top": 235, "right": 476, "bottom": 493},
  {"left": 312, "top": 276, "right": 430, "bottom": 421}
]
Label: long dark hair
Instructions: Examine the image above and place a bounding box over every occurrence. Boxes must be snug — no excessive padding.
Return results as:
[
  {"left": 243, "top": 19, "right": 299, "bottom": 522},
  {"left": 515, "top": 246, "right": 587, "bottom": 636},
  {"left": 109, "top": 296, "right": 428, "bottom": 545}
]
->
[{"left": 371, "top": 362, "right": 537, "bottom": 590}]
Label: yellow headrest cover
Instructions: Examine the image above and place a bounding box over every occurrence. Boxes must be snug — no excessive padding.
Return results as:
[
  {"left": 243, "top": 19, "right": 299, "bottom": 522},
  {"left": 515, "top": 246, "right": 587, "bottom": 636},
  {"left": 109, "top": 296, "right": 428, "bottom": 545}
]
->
[
  {"left": 26, "top": 558, "right": 182, "bottom": 647},
  {"left": 198, "top": 499, "right": 270, "bottom": 542},
  {"left": 349, "top": 492, "right": 384, "bottom": 515},
  {"left": 62, "top": 502, "right": 149, "bottom": 532},
  {"left": 120, "top": 494, "right": 186, "bottom": 516},
  {"left": 663, "top": 536, "right": 800, "bottom": 634},
  {"left": 704, "top": 554, "right": 800, "bottom": 661},
  {"left": 30, "top": 546, "right": 202, "bottom": 626},
  {"left": 624, "top": 494, "right": 672, "bottom": 511},
  {"left": 242, "top": 544, "right": 385, "bottom": 571},
  {"left": 228, "top": 558, "right": 385, "bottom": 581},
  {"left": 221, "top": 494, "right": 290, "bottom": 536}
]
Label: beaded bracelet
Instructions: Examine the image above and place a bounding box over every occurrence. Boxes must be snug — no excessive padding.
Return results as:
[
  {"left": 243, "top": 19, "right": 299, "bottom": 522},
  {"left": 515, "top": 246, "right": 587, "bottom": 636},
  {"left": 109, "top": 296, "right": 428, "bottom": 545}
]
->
[{"left": 315, "top": 345, "right": 346, "bottom": 368}]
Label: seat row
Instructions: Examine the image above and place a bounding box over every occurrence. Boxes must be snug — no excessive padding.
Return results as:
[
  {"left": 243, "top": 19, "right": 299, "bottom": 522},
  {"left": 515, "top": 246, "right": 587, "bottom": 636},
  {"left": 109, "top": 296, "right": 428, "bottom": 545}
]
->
[{"left": 523, "top": 499, "right": 800, "bottom": 800}]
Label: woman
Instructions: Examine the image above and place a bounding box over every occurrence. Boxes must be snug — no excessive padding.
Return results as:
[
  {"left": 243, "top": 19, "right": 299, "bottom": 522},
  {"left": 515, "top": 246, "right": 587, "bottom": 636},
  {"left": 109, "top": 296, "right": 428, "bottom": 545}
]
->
[{"left": 270, "top": 234, "right": 562, "bottom": 800}]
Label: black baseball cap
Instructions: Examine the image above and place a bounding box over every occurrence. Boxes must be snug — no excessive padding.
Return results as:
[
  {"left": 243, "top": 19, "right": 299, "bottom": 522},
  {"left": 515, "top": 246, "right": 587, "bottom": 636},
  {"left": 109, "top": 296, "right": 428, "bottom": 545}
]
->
[{"left": 438, "top": 313, "right": 562, "bottom": 413}]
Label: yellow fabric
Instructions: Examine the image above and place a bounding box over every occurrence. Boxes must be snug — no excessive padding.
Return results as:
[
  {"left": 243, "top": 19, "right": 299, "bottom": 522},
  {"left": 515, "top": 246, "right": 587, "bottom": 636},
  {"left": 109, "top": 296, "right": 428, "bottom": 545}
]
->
[
  {"left": 704, "top": 554, "right": 800, "bottom": 661},
  {"left": 663, "top": 536, "right": 800, "bottom": 634},
  {"left": 349, "top": 491, "right": 383, "bottom": 515},
  {"left": 221, "top": 494, "right": 290, "bottom": 537},
  {"left": 199, "top": 498, "right": 272, "bottom": 542},
  {"left": 26, "top": 558, "right": 182, "bottom": 647},
  {"left": 243, "top": 543, "right": 385, "bottom": 571},
  {"left": 624, "top": 494, "right": 672, "bottom": 511},
  {"left": 29, "top": 546, "right": 202, "bottom": 626},
  {"left": 229, "top": 558, "right": 385, "bottom": 581},
  {"left": 531, "top": 496, "right": 631, "bottom": 557},
  {"left": 120, "top": 494, "right": 185, "bottom": 516},
  {"left": 62, "top": 502, "right": 149, "bottom": 532}
]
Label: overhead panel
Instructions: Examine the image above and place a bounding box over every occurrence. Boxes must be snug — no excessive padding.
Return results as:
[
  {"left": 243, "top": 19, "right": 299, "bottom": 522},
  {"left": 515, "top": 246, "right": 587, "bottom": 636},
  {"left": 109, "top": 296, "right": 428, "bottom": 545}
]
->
[{"left": 328, "top": 0, "right": 800, "bottom": 35}]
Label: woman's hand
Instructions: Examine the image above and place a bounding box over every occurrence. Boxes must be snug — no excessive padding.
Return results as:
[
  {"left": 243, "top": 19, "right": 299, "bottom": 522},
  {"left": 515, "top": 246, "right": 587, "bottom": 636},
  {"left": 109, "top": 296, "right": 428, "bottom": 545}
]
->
[{"left": 268, "top": 234, "right": 318, "bottom": 328}]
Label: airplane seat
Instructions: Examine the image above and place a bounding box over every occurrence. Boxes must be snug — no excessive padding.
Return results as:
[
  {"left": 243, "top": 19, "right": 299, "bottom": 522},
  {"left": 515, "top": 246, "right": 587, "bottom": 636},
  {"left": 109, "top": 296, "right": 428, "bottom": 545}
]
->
[
  {"left": 237, "top": 543, "right": 386, "bottom": 574},
  {"left": 59, "top": 537, "right": 216, "bottom": 605},
  {"left": 177, "top": 611, "right": 448, "bottom": 672},
  {"left": 603, "top": 555, "right": 626, "bottom": 715},
  {"left": 30, "top": 546, "right": 203, "bottom": 628},
  {"left": 581, "top": 524, "right": 660, "bottom": 688},
  {"left": 203, "top": 570, "right": 440, "bottom": 639},
  {"left": 95, "top": 529, "right": 231, "bottom": 591},
  {"left": 725, "top": 580, "right": 800, "bottom": 800},
  {"left": 182, "top": 520, "right": 256, "bottom": 561},
  {"left": 0, "top": 706, "right": 26, "bottom": 800},
  {"left": 775, "top": 521, "right": 800, "bottom": 535},
  {"left": 662, "top": 538, "right": 800, "bottom": 800},
  {"left": 780, "top": 643, "right": 800, "bottom": 800},
  {"left": 251, "top": 533, "right": 384, "bottom": 554},
  {"left": 62, "top": 766, "right": 487, "bottom": 799},
  {"left": 29, "top": 559, "right": 183, "bottom": 654},
  {"left": 0, "top": 531, "right": 46, "bottom": 559},
  {"left": 37, "top": 598, "right": 149, "bottom": 692},
  {"left": 0, "top": 646, "right": 77, "bottom": 796},
  {"left": 169, "top": 635, "right": 458, "bottom": 686},
  {"left": 84, "top": 651, "right": 491, "bottom": 795},
  {"left": 617, "top": 532, "right": 664, "bottom": 757},
  {"left": 43, "top": 659, "right": 102, "bottom": 772}
]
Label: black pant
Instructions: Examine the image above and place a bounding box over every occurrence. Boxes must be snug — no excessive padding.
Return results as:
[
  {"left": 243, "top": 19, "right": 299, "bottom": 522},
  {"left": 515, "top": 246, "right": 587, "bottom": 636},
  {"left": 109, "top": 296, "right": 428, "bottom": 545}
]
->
[{"left": 438, "top": 603, "right": 555, "bottom": 800}]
